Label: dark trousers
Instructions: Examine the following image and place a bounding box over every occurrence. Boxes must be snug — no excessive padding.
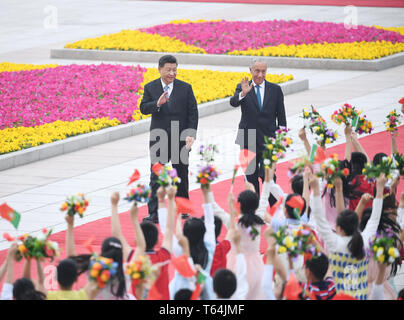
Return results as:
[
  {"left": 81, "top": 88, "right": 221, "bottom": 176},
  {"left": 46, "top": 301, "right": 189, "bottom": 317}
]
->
[
  {"left": 245, "top": 151, "right": 277, "bottom": 206},
  {"left": 147, "top": 139, "right": 190, "bottom": 217}
]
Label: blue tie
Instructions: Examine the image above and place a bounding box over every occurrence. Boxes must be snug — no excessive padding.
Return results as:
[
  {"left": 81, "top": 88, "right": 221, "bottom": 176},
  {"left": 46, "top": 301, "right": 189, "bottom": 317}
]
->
[
  {"left": 256, "top": 85, "right": 262, "bottom": 111},
  {"left": 164, "top": 85, "right": 169, "bottom": 97}
]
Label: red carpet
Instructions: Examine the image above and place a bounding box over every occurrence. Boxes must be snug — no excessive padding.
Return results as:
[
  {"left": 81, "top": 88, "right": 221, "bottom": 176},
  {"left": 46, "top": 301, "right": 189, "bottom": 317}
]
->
[
  {"left": 152, "top": 0, "right": 404, "bottom": 8},
  {"left": 0, "top": 126, "right": 403, "bottom": 292}
]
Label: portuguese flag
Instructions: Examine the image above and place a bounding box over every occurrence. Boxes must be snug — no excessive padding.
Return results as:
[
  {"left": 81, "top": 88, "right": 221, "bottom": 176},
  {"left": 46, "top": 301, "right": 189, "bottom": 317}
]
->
[{"left": 0, "top": 203, "right": 21, "bottom": 229}]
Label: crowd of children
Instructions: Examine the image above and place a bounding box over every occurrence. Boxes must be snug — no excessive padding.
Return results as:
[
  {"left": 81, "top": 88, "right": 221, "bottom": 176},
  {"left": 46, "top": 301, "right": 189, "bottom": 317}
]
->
[{"left": 1, "top": 119, "right": 404, "bottom": 300}]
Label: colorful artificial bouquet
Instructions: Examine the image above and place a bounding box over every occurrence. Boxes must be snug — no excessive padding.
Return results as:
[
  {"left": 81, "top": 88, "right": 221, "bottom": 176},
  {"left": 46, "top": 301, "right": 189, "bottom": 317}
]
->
[
  {"left": 89, "top": 254, "right": 119, "bottom": 288},
  {"left": 272, "top": 225, "right": 322, "bottom": 260},
  {"left": 331, "top": 103, "right": 373, "bottom": 135},
  {"left": 302, "top": 106, "right": 338, "bottom": 147},
  {"left": 61, "top": 193, "right": 89, "bottom": 218},
  {"left": 262, "top": 127, "right": 293, "bottom": 168},
  {"left": 152, "top": 163, "right": 181, "bottom": 187},
  {"left": 384, "top": 110, "right": 402, "bottom": 133},
  {"left": 369, "top": 228, "right": 401, "bottom": 265},
  {"left": 126, "top": 255, "right": 158, "bottom": 287},
  {"left": 362, "top": 155, "right": 394, "bottom": 180},
  {"left": 3, "top": 228, "right": 60, "bottom": 262},
  {"left": 124, "top": 184, "right": 152, "bottom": 203},
  {"left": 392, "top": 152, "right": 404, "bottom": 176},
  {"left": 315, "top": 154, "right": 350, "bottom": 189},
  {"left": 196, "top": 144, "right": 221, "bottom": 188}
]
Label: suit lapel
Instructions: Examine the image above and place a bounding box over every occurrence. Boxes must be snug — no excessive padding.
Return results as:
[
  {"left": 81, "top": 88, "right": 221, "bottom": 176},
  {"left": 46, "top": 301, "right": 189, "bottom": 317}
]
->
[
  {"left": 248, "top": 80, "right": 260, "bottom": 112},
  {"left": 262, "top": 80, "right": 271, "bottom": 111}
]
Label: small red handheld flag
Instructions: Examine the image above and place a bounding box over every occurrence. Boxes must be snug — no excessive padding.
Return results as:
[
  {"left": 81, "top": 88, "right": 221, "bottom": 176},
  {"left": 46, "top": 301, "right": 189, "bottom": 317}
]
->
[
  {"left": 175, "top": 197, "right": 195, "bottom": 215},
  {"left": 171, "top": 255, "right": 196, "bottom": 278},
  {"left": 127, "top": 169, "right": 140, "bottom": 186}
]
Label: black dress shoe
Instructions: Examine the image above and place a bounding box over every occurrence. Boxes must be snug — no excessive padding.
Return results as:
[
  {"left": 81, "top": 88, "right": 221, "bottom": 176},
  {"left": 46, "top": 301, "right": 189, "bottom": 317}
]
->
[
  {"left": 143, "top": 214, "right": 158, "bottom": 224},
  {"left": 181, "top": 213, "right": 190, "bottom": 220}
]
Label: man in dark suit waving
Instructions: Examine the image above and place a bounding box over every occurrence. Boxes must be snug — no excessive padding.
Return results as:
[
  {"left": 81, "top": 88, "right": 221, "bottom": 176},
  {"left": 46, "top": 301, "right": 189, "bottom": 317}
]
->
[
  {"left": 230, "top": 59, "right": 287, "bottom": 204},
  {"left": 140, "top": 55, "right": 198, "bottom": 223}
]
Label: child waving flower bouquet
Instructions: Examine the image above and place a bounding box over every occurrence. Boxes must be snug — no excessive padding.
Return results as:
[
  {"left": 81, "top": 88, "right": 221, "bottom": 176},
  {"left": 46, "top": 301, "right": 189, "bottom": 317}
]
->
[
  {"left": 196, "top": 144, "right": 221, "bottom": 189},
  {"left": 302, "top": 106, "right": 338, "bottom": 147},
  {"left": 61, "top": 193, "right": 89, "bottom": 218},
  {"left": 89, "top": 254, "right": 119, "bottom": 288},
  {"left": 262, "top": 127, "right": 293, "bottom": 168},
  {"left": 315, "top": 154, "right": 350, "bottom": 189},
  {"left": 331, "top": 103, "right": 373, "bottom": 135}
]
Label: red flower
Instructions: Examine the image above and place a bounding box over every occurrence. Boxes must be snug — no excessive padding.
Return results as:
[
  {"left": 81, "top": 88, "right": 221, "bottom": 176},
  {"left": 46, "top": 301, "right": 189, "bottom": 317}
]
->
[
  {"left": 327, "top": 168, "right": 334, "bottom": 175},
  {"left": 200, "top": 178, "right": 207, "bottom": 185},
  {"left": 152, "top": 163, "right": 164, "bottom": 175},
  {"left": 342, "top": 168, "right": 350, "bottom": 177},
  {"left": 42, "top": 228, "right": 48, "bottom": 234}
]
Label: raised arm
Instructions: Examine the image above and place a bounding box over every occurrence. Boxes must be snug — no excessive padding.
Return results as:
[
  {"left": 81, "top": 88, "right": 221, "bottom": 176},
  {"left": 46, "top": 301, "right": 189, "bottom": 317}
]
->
[
  {"left": 334, "top": 177, "right": 346, "bottom": 216},
  {"left": 355, "top": 193, "right": 373, "bottom": 222},
  {"left": 302, "top": 167, "right": 311, "bottom": 215},
  {"left": 309, "top": 173, "right": 339, "bottom": 252},
  {"left": 391, "top": 131, "right": 398, "bottom": 154},
  {"left": 298, "top": 128, "right": 311, "bottom": 156},
  {"left": 201, "top": 185, "right": 216, "bottom": 247},
  {"left": 139, "top": 84, "right": 160, "bottom": 115},
  {"left": 129, "top": 203, "right": 146, "bottom": 261},
  {"left": 110, "top": 192, "right": 132, "bottom": 261},
  {"left": 362, "top": 174, "right": 386, "bottom": 247},
  {"left": 160, "top": 186, "right": 177, "bottom": 253},
  {"left": 208, "top": 189, "right": 230, "bottom": 230},
  {"left": 65, "top": 214, "right": 77, "bottom": 257},
  {"left": 229, "top": 227, "right": 248, "bottom": 300},
  {"left": 1, "top": 242, "right": 18, "bottom": 300},
  {"left": 344, "top": 125, "right": 352, "bottom": 161},
  {"left": 256, "top": 166, "right": 272, "bottom": 221},
  {"left": 35, "top": 259, "right": 46, "bottom": 295},
  {"left": 351, "top": 132, "right": 370, "bottom": 163}
]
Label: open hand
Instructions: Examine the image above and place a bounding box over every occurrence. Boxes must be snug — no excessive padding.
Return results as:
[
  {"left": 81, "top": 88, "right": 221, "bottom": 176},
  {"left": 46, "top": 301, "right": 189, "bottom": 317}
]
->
[
  {"left": 111, "top": 192, "right": 120, "bottom": 206},
  {"left": 240, "top": 76, "right": 253, "bottom": 97},
  {"left": 157, "top": 91, "right": 169, "bottom": 107},
  {"left": 185, "top": 136, "right": 194, "bottom": 150}
]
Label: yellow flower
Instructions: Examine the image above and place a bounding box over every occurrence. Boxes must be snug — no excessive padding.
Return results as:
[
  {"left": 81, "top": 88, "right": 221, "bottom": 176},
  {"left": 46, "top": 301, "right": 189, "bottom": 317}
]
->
[
  {"left": 133, "top": 272, "right": 141, "bottom": 279},
  {"left": 267, "top": 144, "right": 274, "bottom": 150},
  {"left": 388, "top": 247, "right": 397, "bottom": 258},
  {"left": 377, "top": 254, "right": 385, "bottom": 263},
  {"left": 272, "top": 155, "right": 278, "bottom": 162},
  {"left": 278, "top": 246, "right": 287, "bottom": 254}
]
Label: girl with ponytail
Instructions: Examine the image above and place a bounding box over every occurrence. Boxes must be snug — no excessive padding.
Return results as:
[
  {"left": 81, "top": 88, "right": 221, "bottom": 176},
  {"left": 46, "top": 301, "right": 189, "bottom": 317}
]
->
[{"left": 309, "top": 171, "right": 386, "bottom": 300}]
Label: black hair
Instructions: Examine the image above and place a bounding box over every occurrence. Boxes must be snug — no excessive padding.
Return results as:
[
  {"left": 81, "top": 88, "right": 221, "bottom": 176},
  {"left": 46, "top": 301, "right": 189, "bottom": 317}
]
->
[
  {"left": 174, "top": 289, "right": 193, "bottom": 300},
  {"left": 158, "top": 55, "right": 178, "bottom": 68},
  {"left": 291, "top": 174, "right": 303, "bottom": 195},
  {"left": 305, "top": 253, "right": 329, "bottom": 281},
  {"left": 140, "top": 221, "right": 159, "bottom": 251},
  {"left": 183, "top": 218, "right": 208, "bottom": 269},
  {"left": 213, "top": 269, "right": 237, "bottom": 299},
  {"left": 69, "top": 237, "right": 127, "bottom": 298},
  {"left": 100, "top": 237, "right": 126, "bottom": 298},
  {"left": 359, "top": 200, "right": 402, "bottom": 277},
  {"left": 322, "top": 159, "right": 356, "bottom": 207},
  {"left": 284, "top": 193, "right": 307, "bottom": 219},
  {"left": 398, "top": 288, "right": 404, "bottom": 300},
  {"left": 57, "top": 258, "right": 79, "bottom": 288},
  {"left": 13, "top": 278, "right": 46, "bottom": 300},
  {"left": 373, "top": 152, "right": 388, "bottom": 166},
  {"left": 351, "top": 152, "right": 368, "bottom": 175},
  {"left": 237, "top": 190, "right": 264, "bottom": 228},
  {"left": 336, "top": 210, "right": 365, "bottom": 260}
]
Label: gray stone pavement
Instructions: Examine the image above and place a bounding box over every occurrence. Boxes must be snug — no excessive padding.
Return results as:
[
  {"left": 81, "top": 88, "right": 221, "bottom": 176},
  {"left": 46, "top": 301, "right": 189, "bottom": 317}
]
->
[{"left": 0, "top": 0, "right": 404, "bottom": 294}]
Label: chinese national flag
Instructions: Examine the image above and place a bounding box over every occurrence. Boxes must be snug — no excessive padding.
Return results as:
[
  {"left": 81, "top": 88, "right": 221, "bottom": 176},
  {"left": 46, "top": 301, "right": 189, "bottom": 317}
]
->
[
  {"left": 171, "top": 255, "right": 196, "bottom": 278},
  {"left": 175, "top": 197, "right": 195, "bottom": 215},
  {"left": 0, "top": 203, "right": 21, "bottom": 229}
]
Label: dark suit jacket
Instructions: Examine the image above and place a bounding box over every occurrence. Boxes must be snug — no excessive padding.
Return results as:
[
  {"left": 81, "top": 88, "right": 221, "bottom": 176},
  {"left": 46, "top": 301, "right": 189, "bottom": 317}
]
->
[
  {"left": 229, "top": 80, "right": 287, "bottom": 153},
  {"left": 140, "top": 78, "right": 198, "bottom": 148}
]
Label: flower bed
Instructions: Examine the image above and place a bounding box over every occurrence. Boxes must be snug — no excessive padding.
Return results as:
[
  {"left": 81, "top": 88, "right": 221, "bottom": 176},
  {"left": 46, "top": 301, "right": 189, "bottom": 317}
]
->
[
  {"left": 0, "top": 63, "right": 293, "bottom": 154},
  {"left": 64, "top": 20, "right": 404, "bottom": 60}
]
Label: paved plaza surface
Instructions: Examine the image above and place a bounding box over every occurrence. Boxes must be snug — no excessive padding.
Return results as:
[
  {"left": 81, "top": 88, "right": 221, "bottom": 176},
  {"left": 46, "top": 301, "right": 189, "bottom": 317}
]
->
[{"left": 1, "top": 0, "right": 404, "bottom": 292}]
